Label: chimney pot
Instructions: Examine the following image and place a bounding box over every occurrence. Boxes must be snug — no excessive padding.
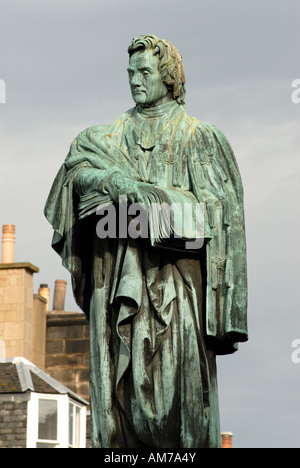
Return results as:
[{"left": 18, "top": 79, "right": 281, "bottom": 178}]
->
[
  {"left": 221, "top": 432, "right": 233, "bottom": 448},
  {"left": 2, "top": 224, "right": 15, "bottom": 263},
  {"left": 38, "top": 283, "right": 50, "bottom": 312},
  {"left": 52, "top": 279, "right": 67, "bottom": 311}
]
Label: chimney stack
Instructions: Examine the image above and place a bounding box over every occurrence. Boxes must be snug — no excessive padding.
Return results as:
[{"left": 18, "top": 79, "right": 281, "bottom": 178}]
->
[
  {"left": 221, "top": 432, "right": 233, "bottom": 448},
  {"left": 1, "top": 224, "right": 15, "bottom": 263},
  {"left": 52, "top": 279, "right": 67, "bottom": 311},
  {"left": 38, "top": 283, "right": 50, "bottom": 312}
]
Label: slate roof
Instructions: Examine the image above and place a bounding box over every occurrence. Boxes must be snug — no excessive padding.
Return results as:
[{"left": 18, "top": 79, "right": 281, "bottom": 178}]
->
[
  {"left": 0, "top": 357, "right": 88, "bottom": 405},
  {"left": 0, "top": 362, "right": 23, "bottom": 393}
]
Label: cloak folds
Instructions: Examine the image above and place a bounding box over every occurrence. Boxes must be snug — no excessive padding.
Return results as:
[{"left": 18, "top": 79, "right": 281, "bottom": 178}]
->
[{"left": 44, "top": 101, "right": 248, "bottom": 448}]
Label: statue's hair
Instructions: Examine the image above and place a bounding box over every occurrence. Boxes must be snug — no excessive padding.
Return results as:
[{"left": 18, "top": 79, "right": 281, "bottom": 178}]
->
[{"left": 128, "top": 35, "right": 186, "bottom": 105}]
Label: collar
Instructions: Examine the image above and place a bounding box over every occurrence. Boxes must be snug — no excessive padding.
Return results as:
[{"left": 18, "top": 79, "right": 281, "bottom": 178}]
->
[{"left": 136, "top": 100, "right": 179, "bottom": 118}]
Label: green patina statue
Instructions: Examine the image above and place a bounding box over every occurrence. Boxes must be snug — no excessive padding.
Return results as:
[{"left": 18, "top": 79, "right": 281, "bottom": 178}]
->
[{"left": 44, "top": 35, "right": 247, "bottom": 448}]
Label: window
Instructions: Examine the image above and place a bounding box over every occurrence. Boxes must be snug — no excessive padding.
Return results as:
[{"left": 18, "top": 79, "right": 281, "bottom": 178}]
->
[
  {"left": 27, "top": 394, "right": 86, "bottom": 448},
  {"left": 68, "top": 402, "right": 82, "bottom": 448},
  {"left": 37, "top": 399, "right": 58, "bottom": 448}
]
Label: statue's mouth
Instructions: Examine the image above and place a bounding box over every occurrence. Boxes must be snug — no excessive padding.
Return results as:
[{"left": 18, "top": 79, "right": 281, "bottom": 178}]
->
[{"left": 132, "top": 88, "right": 146, "bottom": 95}]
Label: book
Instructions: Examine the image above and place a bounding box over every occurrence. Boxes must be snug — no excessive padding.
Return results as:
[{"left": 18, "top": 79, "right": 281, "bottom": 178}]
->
[{"left": 78, "top": 186, "right": 211, "bottom": 252}]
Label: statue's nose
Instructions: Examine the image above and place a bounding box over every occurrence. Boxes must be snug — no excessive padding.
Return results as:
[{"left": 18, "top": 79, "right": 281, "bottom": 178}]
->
[{"left": 130, "top": 72, "right": 142, "bottom": 87}]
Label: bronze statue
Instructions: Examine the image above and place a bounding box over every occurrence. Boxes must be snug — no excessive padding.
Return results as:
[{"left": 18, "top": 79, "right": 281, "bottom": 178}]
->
[{"left": 44, "top": 35, "right": 247, "bottom": 448}]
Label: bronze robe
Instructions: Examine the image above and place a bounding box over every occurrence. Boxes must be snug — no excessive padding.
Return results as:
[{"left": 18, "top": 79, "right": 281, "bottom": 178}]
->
[{"left": 44, "top": 101, "right": 247, "bottom": 448}]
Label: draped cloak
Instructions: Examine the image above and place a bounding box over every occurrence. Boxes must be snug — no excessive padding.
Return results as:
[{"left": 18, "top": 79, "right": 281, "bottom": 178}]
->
[{"left": 44, "top": 101, "right": 248, "bottom": 448}]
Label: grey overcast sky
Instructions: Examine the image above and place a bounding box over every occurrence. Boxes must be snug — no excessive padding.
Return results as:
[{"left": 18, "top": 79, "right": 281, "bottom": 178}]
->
[{"left": 0, "top": 0, "right": 299, "bottom": 448}]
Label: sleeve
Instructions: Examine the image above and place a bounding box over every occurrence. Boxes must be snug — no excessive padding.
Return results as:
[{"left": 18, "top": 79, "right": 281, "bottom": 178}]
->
[
  {"left": 73, "top": 166, "right": 122, "bottom": 197},
  {"left": 188, "top": 122, "right": 248, "bottom": 354}
]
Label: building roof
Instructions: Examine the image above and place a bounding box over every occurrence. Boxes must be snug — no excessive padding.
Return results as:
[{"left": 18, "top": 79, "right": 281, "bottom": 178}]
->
[
  {"left": 0, "top": 357, "right": 88, "bottom": 405},
  {"left": 0, "top": 262, "right": 39, "bottom": 273}
]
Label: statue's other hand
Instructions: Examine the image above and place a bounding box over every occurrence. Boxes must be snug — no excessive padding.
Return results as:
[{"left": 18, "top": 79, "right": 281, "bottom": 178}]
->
[{"left": 105, "top": 174, "right": 146, "bottom": 205}]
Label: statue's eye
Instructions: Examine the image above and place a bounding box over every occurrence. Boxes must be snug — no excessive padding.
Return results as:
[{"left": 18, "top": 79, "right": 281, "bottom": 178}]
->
[{"left": 143, "top": 71, "right": 150, "bottom": 77}]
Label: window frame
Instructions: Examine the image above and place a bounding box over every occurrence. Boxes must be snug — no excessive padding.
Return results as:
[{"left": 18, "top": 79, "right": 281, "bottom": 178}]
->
[
  {"left": 68, "top": 400, "right": 86, "bottom": 448},
  {"left": 26, "top": 393, "right": 86, "bottom": 448}
]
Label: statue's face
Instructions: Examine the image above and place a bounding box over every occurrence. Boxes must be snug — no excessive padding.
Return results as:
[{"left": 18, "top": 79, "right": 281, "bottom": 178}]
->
[{"left": 128, "top": 50, "right": 172, "bottom": 107}]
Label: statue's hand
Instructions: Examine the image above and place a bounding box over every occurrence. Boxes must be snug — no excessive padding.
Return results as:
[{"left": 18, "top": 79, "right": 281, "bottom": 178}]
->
[{"left": 104, "top": 173, "right": 147, "bottom": 205}]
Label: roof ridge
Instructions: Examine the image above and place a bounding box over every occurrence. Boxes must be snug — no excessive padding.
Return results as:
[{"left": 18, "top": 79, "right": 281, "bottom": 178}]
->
[
  {"left": 14, "top": 359, "right": 34, "bottom": 392},
  {"left": 11, "top": 357, "right": 88, "bottom": 404}
]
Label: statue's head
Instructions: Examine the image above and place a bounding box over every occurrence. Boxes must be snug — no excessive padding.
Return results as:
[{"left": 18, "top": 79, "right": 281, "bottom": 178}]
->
[{"left": 127, "top": 35, "right": 186, "bottom": 107}]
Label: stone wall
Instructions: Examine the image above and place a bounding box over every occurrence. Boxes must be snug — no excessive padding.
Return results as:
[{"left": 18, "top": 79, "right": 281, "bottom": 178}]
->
[
  {"left": 0, "top": 396, "right": 28, "bottom": 448},
  {"left": 0, "top": 263, "right": 42, "bottom": 363},
  {"left": 45, "top": 311, "right": 91, "bottom": 447},
  {"left": 32, "top": 294, "right": 47, "bottom": 369},
  {"left": 45, "top": 312, "right": 90, "bottom": 403}
]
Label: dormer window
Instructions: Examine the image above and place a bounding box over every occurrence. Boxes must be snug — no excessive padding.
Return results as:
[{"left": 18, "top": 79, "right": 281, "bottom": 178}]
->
[
  {"left": 0, "top": 358, "right": 88, "bottom": 449},
  {"left": 27, "top": 393, "right": 86, "bottom": 448}
]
